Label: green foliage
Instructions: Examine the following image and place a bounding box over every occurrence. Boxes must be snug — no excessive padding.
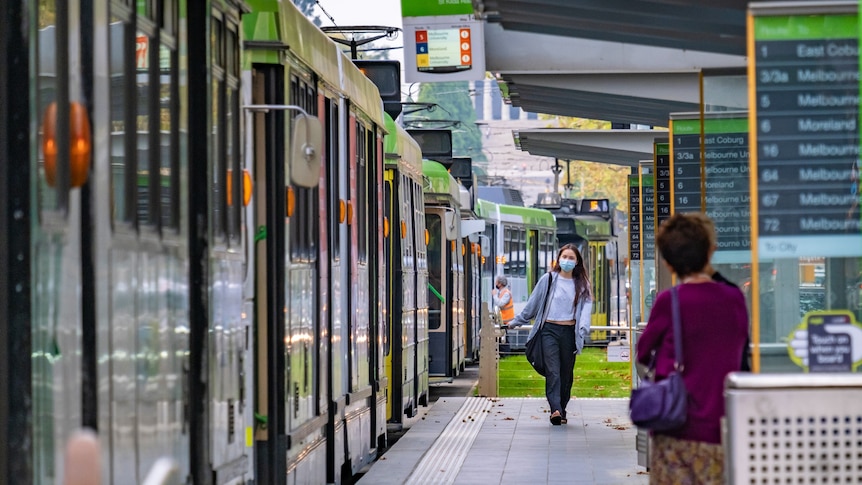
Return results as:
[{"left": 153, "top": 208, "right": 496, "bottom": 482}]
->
[
  {"left": 412, "top": 82, "right": 485, "bottom": 162},
  {"left": 292, "top": 0, "right": 322, "bottom": 26},
  {"left": 540, "top": 115, "right": 631, "bottom": 211},
  {"left": 498, "top": 347, "right": 632, "bottom": 398}
]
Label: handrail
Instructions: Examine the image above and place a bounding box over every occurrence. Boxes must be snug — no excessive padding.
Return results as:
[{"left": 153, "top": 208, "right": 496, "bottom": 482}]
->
[{"left": 427, "top": 283, "right": 445, "bottom": 303}]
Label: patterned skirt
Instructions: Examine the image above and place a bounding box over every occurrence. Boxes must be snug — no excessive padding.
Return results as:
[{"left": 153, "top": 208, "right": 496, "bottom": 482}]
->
[{"left": 649, "top": 433, "right": 724, "bottom": 485}]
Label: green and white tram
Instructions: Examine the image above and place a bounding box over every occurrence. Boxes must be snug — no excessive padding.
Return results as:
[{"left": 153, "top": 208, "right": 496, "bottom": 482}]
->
[
  {"left": 423, "top": 160, "right": 467, "bottom": 378},
  {"left": 383, "top": 115, "right": 429, "bottom": 421},
  {"left": 476, "top": 198, "right": 557, "bottom": 349}
]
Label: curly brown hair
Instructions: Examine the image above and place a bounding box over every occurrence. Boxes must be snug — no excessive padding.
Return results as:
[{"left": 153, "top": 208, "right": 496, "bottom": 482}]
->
[{"left": 655, "top": 212, "right": 715, "bottom": 278}]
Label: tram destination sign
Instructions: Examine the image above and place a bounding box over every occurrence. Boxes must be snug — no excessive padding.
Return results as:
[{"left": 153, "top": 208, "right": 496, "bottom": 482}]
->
[
  {"left": 629, "top": 175, "right": 640, "bottom": 261},
  {"left": 751, "top": 12, "right": 862, "bottom": 258},
  {"left": 654, "top": 141, "right": 671, "bottom": 230}
]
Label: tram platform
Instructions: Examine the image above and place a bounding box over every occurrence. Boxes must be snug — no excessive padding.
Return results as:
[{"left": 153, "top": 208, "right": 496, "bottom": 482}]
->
[{"left": 357, "top": 395, "right": 648, "bottom": 485}]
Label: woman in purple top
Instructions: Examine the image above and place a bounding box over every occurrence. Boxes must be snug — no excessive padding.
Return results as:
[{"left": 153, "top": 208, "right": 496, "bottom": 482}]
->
[{"left": 636, "top": 212, "right": 749, "bottom": 484}]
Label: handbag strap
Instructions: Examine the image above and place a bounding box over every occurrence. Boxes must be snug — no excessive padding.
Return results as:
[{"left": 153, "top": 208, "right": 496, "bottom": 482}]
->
[
  {"left": 535, "top": 273, "right": 554, "bottom": 332},
  {"left": 671, "top": 285, "right": 684, "bottom": 371}
]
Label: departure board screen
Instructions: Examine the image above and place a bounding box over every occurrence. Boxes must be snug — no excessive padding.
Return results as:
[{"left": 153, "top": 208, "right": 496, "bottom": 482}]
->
[
  {"left": 670, "top": 118, "right": 703, "bottom": 214},
  {"left": 752, "top": 13, "right": 862, "bottom": 258},
  {"left": 670, "top": 116, "right": 752, "bottom": 262},
  {"left": 629, "top": 175, "right": 641, "bottom": 261},
  {"left": 640, "top": 171, "right": 655, "bottom": 261},
  {"left": 654, "top": 141, "right": 671, "bottom": 230}
]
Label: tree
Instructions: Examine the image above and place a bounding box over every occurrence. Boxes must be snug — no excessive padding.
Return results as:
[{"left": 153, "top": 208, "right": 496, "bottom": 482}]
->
[
  {"left": 293, "top": 0, "right": 322, "bottom": 26},
  {"left": 412, "top": 81, "right": 485, "bottom": 162},
  {"left": 542, "top": 115, "right": 629, "bottom": 210}
]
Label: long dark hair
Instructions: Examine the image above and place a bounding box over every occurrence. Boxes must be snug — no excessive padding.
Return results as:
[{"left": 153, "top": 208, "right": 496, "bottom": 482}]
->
[{"left": 552, "top": 243, "right": 592, "bottom": 306}]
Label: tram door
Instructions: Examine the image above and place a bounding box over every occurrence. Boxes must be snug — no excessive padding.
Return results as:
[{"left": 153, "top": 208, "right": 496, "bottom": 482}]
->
[
  {"left": 589, "top": 241, "right": 609, "bottom": 339},
  {"left": 528, "top": 230, "right": 540, "bottom": 289},
  {"left": 31, "top": 3, "right": 90, "bottom": 482},
  {"left": 426, "top": 211, "right": 449, "bottom": 377}
]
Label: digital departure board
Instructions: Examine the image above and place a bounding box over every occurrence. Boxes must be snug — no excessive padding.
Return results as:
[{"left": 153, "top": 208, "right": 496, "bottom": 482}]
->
[
  {"left": 670, "top": 116, "right": 704, "bottom": 214},
  {"left": 654, "top": 140, "right": 671, "bottom": 230},
  {"left": 640, "top": 169, "right": 655, "bottom": 261},
  {"left": 629, "top": 175, "right": 641, "bottom": 261},
  {"left": 670, "top": 115, "right": 752, "bottom": 262},
  {"left": 751, "top": 10, "right": 862, "bottom": 258}
]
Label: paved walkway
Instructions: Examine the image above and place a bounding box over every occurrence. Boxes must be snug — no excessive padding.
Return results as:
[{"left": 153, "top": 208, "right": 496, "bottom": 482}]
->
[{"left": 358, "top": 397, "right": 649, "bottom": 485}]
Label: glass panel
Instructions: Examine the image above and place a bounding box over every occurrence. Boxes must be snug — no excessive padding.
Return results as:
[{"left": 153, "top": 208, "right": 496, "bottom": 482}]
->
[
  {"left": 211, "top": 77, "right": 224, "bottom": 238},
  {"left": 110, "top": 19, "right": 130, "bottom": 223},
  {"left": 225, "top": 87, "right": 238, "bottom": 239},
  {"left": 159, "top": 42, "right": 175, "bottom": 229},
  {"left": 136, "top": 31, "right": 151, "bottom": 225},
  {"left": 37, "top": 0, "right": 59, "bottom": 211}
]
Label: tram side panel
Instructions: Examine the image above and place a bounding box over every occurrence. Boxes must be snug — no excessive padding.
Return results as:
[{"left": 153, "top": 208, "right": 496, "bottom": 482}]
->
[{"left": 413, "top": 184, "right": 430, "bottom": 404}]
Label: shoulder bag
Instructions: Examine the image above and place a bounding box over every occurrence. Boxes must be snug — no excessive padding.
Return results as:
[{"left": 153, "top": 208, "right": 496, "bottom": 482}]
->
[
  {"left": 524, "top": 274, "right": 553, "bottom": 376},
  {"left": 629, "top": 286, "right": 688, "bottom": 431}
]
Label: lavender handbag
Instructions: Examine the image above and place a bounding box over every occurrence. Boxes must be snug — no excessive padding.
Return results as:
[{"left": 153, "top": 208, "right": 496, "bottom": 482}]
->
[{"left": 629, "top": 286, "right": 688, "bottom": 431}]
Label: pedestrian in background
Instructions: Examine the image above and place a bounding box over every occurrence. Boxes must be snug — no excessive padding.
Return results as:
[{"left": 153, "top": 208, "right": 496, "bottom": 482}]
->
[
  {"left": 637, "top": 212, "right": 749, "bottom": 484},
  {"left": 492, "top": 275, "right": 514, "bottom": 327},
  {"left": 508, "top": 243, "right": 592, "bottom": 425}
]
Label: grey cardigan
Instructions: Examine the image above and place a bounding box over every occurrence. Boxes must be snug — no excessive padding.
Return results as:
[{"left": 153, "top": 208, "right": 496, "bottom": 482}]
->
[{"left": 508, "top": 272, "right": 594, "bottom": 354}]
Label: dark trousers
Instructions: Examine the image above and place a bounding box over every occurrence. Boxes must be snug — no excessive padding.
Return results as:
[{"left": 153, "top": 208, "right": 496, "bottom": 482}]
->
[{"left": 542, "top": 322, "right": 577, "bottom": 415}]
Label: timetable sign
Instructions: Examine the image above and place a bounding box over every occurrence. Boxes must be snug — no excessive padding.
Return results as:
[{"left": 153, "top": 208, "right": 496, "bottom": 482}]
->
[
  {"left": 751, "top": 10, "right": 862, "bottom": 258},
  {"left": 629, "top": 175, "right": 641, "bottom": 261},
  {"left": 654, "top": 141, "right": 671, "bottom": 229},
  {"left": 415, "top": 27, "right": 472, "bottom": 73},
  {"left": 641, "top": 173, "right": 655, "bottom": 261}
]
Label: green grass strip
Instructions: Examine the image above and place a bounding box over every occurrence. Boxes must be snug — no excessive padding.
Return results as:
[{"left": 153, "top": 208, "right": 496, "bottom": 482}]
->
[{"left": 498, "top": 347, "right": 632, "bottom": 398}]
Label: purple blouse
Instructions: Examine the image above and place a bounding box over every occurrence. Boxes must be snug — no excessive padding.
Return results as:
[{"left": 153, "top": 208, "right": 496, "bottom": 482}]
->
[{"left": 636, "top": 281, "right": 749, "bottom": 444}]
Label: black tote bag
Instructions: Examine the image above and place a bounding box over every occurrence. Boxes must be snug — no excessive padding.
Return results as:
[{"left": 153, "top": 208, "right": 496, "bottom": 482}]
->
[{"left": 525, "top": 275, "right": 553, "bottom": 376}]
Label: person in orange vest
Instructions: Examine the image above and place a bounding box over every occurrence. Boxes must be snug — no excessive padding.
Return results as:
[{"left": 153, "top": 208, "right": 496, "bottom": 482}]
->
[{"left": 492, "top": 276, "right": 515, "bottom": 327}]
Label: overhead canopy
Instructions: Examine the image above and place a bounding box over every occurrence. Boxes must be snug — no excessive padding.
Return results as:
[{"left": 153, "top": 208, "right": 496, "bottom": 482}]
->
[
  {"left": 514, "top": 129, "right": 666, "bottom": 167},
  {"left": 473, "top": 0, "right": 747, "bottom": 126},
  {"left": 472, "top": 0, "right": 749, "bottom": 56}
]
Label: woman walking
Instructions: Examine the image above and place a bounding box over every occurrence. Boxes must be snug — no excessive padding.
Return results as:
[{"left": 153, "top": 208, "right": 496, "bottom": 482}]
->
[{"left": 508, "top": 243, "right": 592, "bottom": 425}]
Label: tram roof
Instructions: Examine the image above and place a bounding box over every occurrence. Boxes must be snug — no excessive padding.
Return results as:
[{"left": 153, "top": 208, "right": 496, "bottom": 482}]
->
[
  {"left": 422, "top": 160, "right": 461, "bottom": 202},
  {"left": 514, "top": 129, "right": 665, "bottom": 167},
  {"left": 384, "top": 115, "right": 424, "bottom": 181},
  {"left": 475, "top": 198, "right": 556, "bottom": 228},
  {"left": 242, "top": 0, "right": 384, "bottom": 127}
]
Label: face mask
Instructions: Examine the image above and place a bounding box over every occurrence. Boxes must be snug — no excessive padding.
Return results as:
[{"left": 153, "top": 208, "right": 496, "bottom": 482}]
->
[{"left": 559, "top": 260, "right": 576, "bottom": 272}]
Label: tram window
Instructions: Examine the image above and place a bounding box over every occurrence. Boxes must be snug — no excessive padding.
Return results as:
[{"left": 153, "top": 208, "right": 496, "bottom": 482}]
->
[
  {"left": 159, "top": 41, "right": 179, "bottom": 230},
  {"left": 519, "top": 228, "right": 527, "bottom": 277},
  {"left": 326, "top": 99, "right": 340, "bottom": 260},
  {"left": 289, "top": 75, "right": 319, "bottom": 262},
  {"left": 225, "top": 25, "right": 241, "bottom": 242},
  {"left": 400, "top": 174, "right": 414, "bottom": 267},
  {"left": 356, "top": 122, "right": 368, "bottom": 262},
  {"left": 503, "top": 225, "right": 513, "bottom": 276},
  {"left": 206, "top": 15, "right": 243, "bottom": 242},
  {"left": 136, "top": 31, "right": 154, "bottom": 226},
  {"left": 37, "top": 3, "right": 60, "bottom": 212},
  {"left": 482, "top": 224, "right": 496, "bottom": 277},
  {"left": 105, "top": 2, "right": 180, "bottom": 230}
]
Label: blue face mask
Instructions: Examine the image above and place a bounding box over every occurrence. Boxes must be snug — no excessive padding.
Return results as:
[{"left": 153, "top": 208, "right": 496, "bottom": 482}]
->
[{"left": 559, "top": 260, "right": 576, "bottom": 272}]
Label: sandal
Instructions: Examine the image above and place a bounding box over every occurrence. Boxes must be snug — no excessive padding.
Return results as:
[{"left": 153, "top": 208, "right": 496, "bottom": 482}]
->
[
  {"left": 550, "top": 411, "right": 562, "bottom": 425},
  {"left": 561, "top": 416, "right": 568, "bottom": 424}
]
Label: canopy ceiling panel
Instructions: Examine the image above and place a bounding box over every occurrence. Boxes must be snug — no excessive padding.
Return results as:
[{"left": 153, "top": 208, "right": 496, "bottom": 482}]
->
[
  {"left": 473, "top": 0, "right": 749, "bottom": 55},
  {"left": 515, "top": 129, "right": 664, "bottom": 167}
]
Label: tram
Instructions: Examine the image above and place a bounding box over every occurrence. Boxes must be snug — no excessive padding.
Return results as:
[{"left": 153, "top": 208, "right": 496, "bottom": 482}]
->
[{"left": 475, "top": 197, "right": 558, "bottom": 349}]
